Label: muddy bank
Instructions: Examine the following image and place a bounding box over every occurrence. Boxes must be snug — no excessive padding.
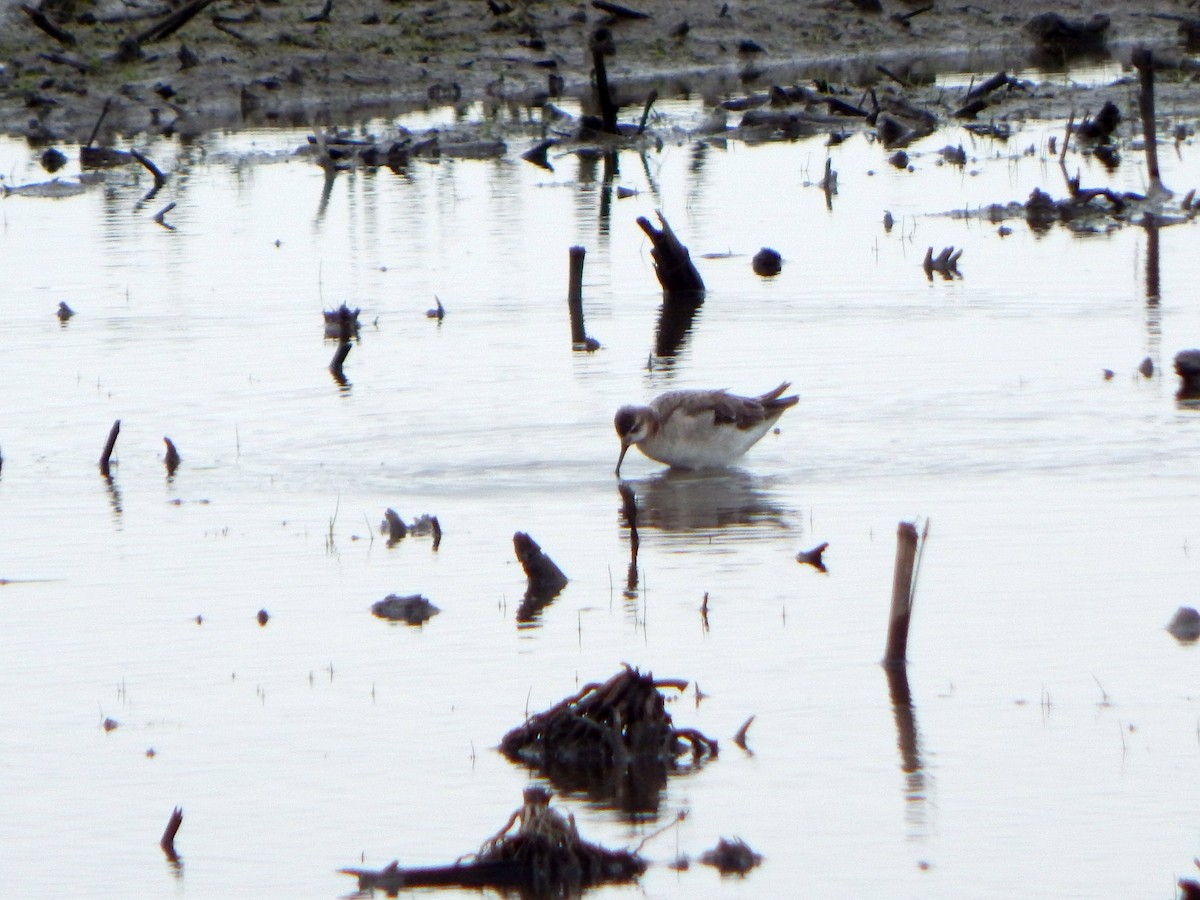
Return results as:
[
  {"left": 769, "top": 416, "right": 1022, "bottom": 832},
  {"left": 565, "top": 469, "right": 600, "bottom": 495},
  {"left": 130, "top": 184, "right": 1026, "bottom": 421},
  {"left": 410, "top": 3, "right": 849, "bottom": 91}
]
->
[{"left": 1, "top": 0, "right": 1198, "bottom": 143}]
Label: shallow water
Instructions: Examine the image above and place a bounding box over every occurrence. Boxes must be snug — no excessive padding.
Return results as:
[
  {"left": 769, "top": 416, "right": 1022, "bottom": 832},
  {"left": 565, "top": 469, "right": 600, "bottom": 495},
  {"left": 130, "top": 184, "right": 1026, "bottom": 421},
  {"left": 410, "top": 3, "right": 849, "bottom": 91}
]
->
[{"left": 2, "top": 87, "right": 1200, "bottom": 899}]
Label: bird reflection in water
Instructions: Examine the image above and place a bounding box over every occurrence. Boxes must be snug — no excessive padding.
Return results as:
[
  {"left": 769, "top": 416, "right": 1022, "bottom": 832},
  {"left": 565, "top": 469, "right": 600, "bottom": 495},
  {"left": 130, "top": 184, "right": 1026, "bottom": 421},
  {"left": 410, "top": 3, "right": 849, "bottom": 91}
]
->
[{"left": 617, "top": 468, "right": 791, "bottom": 536}]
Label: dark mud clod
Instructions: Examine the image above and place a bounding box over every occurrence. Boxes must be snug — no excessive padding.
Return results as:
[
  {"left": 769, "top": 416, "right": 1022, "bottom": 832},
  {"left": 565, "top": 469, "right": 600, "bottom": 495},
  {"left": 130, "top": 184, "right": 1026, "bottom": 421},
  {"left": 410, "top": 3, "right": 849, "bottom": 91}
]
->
[
  {"left": 340, "top": 786, "right": 646, "bottom": 895},
  {"left": 752, "top": 247, "right": 782, "bottom": 277},
  {"left": 1174, "top": 350, "right": 1200, "bottom": 398},
  {"left": 371, "top": 593, "right": 440, "bottom": 625},
  {"left": 382, "top": 507, "right": 407, "bottom": 543},
  {"left": 700, "top": 837, "right": 762, "bottom": 875},
  {"left": 1025, "top": 12, "right": 1109, "bottom": 55},
  {"left": 1166, "top": 607, "right": 1200, "bottom": 642},
  {"left": 163, "top": 437, "right": 181, "bottom": 475},
  {"left": 795, "top": 542, "right": 828, "bottom": 572},
  {"left": 323, "top": 302, "right": 360, "bottom": 340}
]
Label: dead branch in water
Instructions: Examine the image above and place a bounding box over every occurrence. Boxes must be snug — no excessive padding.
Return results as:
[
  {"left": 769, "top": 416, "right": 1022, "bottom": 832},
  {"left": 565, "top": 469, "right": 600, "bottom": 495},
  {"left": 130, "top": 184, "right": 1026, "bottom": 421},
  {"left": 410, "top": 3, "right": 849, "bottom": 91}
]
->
[
  {"left": 160, "top": 807, "right": 183, "bottom": 861},
  {"left": 134, "top": 0, "right": 217, "bottom": 44},
  {"left": 20, "top": 3, "right": 77, "bottom": 46},
  {"left": 99, "top": 420, "right": 120, "bottom": 476},
  {"left": 636, "top": 211, "right": 705, "bottom": 297},
  {"left": 341, "top": 786, "right": 646, "bottom": 894}
]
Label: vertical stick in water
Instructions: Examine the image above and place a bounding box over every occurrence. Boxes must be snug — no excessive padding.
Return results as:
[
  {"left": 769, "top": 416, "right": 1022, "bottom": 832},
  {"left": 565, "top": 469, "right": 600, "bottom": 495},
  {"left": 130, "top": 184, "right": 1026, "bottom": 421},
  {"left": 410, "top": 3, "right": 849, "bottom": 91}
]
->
[
  {"left": 1132, "top": 47, "right": 1168, "bottom": 197},
  {"left": 567, "top": 245, "right": 587, "bottom": 346},
  {"left": 884, "top": 521, "right": 920, "bottom": 666},
  {"left": 99, "top": 419, "right": 121, "bottom": 476}
]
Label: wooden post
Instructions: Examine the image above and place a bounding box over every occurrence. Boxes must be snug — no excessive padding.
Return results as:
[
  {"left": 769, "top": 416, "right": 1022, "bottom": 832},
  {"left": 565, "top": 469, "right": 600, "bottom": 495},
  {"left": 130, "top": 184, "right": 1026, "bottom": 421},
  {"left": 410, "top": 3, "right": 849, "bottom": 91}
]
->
[
  {"left": 883, "top": 521, "right": 919, "bottom": 666},
  {"left": 567, "top": 246, "right": 587, "bottom": 345}
]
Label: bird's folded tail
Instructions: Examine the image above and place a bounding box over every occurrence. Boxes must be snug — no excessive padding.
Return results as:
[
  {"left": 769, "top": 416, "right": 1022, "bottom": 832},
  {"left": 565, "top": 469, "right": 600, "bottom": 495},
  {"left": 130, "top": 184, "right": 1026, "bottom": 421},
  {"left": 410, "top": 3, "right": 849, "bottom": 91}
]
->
[{"left": 759, "top": 381, "right": 800, "bottom": 411}]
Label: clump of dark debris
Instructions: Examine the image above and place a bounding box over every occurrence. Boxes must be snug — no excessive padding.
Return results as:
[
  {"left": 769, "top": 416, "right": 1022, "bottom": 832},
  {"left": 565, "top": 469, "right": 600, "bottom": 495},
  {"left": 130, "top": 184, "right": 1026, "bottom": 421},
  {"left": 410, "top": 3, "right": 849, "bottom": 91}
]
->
[
  {"left": 499, "top": 666, "right": 718, "bottom": 811},
  {"left": 340, "top": 786, "right": 646, "bottom": 896}
]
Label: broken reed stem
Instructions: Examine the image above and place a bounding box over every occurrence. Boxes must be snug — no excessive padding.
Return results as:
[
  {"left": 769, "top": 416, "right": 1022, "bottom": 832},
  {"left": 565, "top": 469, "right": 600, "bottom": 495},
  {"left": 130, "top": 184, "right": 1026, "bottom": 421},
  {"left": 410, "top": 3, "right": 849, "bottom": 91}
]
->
[
  {"left": 99, "top": 419, "right": 121, "bottom": 475},
  {"left": 567, "top": 245, "right": 587, "bottom": 345},
  {"left": 160, "top": 806, "right": 183, "bottom": 859},
  {"left": 883, "top": 521, "right": 920, "bottom": 666},
  {"left": 637, "top": 89, "right": 657, "bottom": 135},
  {"left": 1132, "top": 47, "right": 1166, "bottom": 196},
  {"left": 163, "top": 436, "right": 180, "bottom": 474}
]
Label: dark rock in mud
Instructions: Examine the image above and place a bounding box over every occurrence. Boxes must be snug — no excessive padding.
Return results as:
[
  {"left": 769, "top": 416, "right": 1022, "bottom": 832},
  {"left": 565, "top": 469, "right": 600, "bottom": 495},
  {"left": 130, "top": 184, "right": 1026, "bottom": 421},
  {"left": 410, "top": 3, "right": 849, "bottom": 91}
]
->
[
  {"left": 1173, "top": 350, "right": 1200, "bottom": 399},
  {"left": 751, "top": 247, "right": 782, "bottom": 277},
  {"left": 1166, "top": 607, "right": 1200, "bottom": 642},
  {"left": 1025, "top": 12, "right": 1110, "bottom": 53},
  {"left": 372, "top": 593, "right": 440, "bottom": 625},
  {"left": 700, "top": 836, "right": 763, "bottom": 875}
]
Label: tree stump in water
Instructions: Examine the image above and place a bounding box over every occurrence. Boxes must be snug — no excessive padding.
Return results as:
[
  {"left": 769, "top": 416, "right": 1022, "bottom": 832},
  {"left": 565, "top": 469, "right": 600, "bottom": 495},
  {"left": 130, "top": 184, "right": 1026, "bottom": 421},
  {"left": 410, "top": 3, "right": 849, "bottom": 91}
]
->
[{"left": 636, "top": 212, "right": 705, "bottom": 298}]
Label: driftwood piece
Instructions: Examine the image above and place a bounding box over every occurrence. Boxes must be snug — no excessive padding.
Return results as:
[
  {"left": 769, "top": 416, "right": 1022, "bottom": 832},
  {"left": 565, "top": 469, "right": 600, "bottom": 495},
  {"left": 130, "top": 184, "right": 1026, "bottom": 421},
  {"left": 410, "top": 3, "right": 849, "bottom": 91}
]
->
[
  {"left": 795, "top": 542, "right": 828, "bottom": 572},
  {"left": 160, "top": 807, "right": 183, "bottom": 861},
  {"left": 636, "top": 211, "right": 705, "bottom": 297},
  {"left": 20, "top": 4, "right": 77, "bottom": 46},
  {"left": 135, "top": 0, "right": 217, "bottom": 45},
  {"left": 341, "top": 787, "right": 646, "bottom": 895},
  {"left": 592, "top": 0, "right": 650, "bottom": 20}
]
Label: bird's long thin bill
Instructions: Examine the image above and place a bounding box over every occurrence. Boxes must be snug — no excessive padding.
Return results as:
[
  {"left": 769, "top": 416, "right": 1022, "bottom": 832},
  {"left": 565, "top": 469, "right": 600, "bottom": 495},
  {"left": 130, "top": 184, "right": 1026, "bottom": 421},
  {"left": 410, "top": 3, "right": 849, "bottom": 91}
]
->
[{"left": 615, "top": 443, "right": 630, "bottom": 476}]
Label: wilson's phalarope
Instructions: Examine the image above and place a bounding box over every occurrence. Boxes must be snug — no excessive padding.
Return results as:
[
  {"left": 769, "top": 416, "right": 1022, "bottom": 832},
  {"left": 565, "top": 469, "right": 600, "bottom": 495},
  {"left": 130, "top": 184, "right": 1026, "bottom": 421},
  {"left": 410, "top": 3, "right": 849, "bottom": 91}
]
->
[{"left": 614, "top": 383, "right": 799, "bottom": 475}]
